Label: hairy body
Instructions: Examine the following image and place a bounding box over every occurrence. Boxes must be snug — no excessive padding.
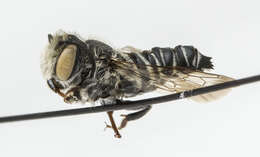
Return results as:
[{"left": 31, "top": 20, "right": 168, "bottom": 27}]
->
[{"left": 41, "top": 31, "right": 232, "bottom": 137}]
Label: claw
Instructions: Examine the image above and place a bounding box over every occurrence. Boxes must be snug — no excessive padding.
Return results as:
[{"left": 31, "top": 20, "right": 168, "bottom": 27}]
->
[{"left": 107, "top": 111, "right": 122, "bottom": 138}]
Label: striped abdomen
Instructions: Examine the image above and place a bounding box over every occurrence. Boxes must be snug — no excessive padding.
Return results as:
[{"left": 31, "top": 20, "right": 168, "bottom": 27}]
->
[
  {"left": 131, "top": 45, "right": 213, "bottom": 70},
  {"left": 115, "top": 45, "right": 214, "bottom": 96}
]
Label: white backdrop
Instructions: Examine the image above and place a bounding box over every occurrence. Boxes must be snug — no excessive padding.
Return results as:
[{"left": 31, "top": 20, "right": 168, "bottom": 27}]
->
[{"left": 0, "top": 0, "right": 259, "bottom": 157}]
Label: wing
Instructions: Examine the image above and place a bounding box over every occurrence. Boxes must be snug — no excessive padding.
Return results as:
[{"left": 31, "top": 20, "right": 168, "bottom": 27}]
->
[{"left": 111, "top": 57, "right": 234, "bottom": 103}]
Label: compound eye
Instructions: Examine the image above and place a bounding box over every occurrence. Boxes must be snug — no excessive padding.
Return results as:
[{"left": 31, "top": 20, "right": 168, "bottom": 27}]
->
[{"left": 56, "top": 44, "right": 77, "bottom": 81}]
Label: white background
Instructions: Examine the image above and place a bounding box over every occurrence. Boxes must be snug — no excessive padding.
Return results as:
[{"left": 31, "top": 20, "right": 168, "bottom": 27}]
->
[{"left": 0, "top": 0, "right": 259, "bottom": 156}]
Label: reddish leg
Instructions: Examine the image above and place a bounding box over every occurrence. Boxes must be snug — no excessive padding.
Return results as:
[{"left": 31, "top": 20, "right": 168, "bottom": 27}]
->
[
  {"left": 119, "top": 105, "right": 151, "bottom": 130},
  {"left": 107, "top": 111, "right": 121, "bottom": 138}
]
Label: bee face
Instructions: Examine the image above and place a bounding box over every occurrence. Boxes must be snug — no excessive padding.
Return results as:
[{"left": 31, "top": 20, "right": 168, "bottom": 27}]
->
[
  {"left": 41, "top": 31, "right": 86, "bottom": 81},
  {"left": 41, "top": 31, "right": 70, "bottom": 80},
  {"left": 41, "top": 31, "right": 97, "bottom": 93}
]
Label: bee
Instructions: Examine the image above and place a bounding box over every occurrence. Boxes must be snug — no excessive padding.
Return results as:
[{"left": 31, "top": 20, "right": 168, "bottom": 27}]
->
[{"left": 40, "top": 30, "right": 233, "bottom": 138}]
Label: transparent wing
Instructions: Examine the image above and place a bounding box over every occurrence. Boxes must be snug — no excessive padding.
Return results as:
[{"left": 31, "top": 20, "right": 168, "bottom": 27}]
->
[{"left": 111, "top": 58, "right": 234, "bottom": 102}]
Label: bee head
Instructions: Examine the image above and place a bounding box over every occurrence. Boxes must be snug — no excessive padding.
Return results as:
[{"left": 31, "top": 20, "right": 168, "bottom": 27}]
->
[{"left": 41, "top": 31, "right": 93, "bottom": 84}]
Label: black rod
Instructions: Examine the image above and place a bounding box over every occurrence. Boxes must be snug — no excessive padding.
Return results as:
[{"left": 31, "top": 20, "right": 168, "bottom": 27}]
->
[{"left": 0, "top": 74, "right": 259, "bottom": 123}]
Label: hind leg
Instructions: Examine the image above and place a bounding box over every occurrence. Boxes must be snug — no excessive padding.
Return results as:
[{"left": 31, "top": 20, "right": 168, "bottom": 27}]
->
[
  {"left": 101, "top": 99, "right": 123, "bottom": 138},
  {"left": 106, "top": 111, "right": 121, "bottom": 138},
  {"left": 119, "top": 105, "right": 152, "bottom": 130}
]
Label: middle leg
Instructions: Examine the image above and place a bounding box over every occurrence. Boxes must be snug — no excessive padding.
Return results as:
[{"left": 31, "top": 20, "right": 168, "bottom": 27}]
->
[{"left": 119, "top": 105, "right": 152, "bottom": 130}]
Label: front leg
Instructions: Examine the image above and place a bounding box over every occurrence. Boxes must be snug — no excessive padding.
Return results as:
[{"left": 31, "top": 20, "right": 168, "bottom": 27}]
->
[
  {"left": 47, "top": 79, "right": 66, "bottom": 98},
  {"left": 64, "top": 87, "right": 81, "bottom": 104}
]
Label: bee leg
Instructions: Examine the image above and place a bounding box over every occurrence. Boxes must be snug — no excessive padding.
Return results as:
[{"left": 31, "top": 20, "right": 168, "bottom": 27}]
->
[
  {"left": 107, "top": 111, "right": 121, "bottom": 138},
  {"left": 118, "top": 105, "right": 152, "bottom": 130},
  {"left": 64, "top": 87, "right": 80, "bottom": 104},
  {"left": 47, "top": 79, "right": 66, "bottom": 97}
]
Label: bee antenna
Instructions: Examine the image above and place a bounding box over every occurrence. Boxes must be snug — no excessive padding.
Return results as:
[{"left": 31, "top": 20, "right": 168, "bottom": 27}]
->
[{"left": 48, "top": 34, "right": 53, "bottom": 43}]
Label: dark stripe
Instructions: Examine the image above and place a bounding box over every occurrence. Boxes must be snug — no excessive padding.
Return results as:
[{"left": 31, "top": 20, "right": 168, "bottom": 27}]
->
[
  {"left": 140, "top": 51, "right": 160, "bottom": 79},
  {"left": 149, "top": 48, "right": 173, "bottom": 76},
  {"left": 169, "top": 48, "right": 177, "bottom": 67},
  {"left": 161, "top": 48, "right": 173, "bottom": 66},
  {"left": 177, "top": 46, "right": 214, "bottom": 70},
  {"left": 193, "top": 49, "right": 199, "bottom": 68},
  {"left": 174, "top": 46, "right": 187, "bottom": 67},
  {"left": 182, "top": 46, "right": 196, "bottom": 68},
  {"left": 172, "top": 49, "right": 179, "bottom": 65},
  {"left": 128, "top": 53, "right": 146, "bottom": 68},
  {"left": 151, "top": 47, "right": 163, "bottom": 66},
  {"left": 141, "top": 51, "right": 156, "bottom": 65},
  {"left": 127, "top": 53, "right": 150, "bottom": 83}
]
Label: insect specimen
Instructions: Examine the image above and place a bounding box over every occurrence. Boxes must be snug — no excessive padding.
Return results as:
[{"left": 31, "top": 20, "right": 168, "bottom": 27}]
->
[{"left": 40, "top": 31, "right": 234, "bottom": 138}]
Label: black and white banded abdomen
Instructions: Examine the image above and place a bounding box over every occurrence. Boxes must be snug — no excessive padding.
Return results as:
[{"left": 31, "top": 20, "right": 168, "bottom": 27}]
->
[
  {"left": 139, "top": 45, "right": 213, "bottom": 70},
  {"left": 114, "top": 45, "right": 214, "bottom": 96}
]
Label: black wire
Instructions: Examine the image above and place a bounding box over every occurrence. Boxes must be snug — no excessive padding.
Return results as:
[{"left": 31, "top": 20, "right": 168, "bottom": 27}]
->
[{"left": 0, "top": 74, "right": 259, "bottom": 123}]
